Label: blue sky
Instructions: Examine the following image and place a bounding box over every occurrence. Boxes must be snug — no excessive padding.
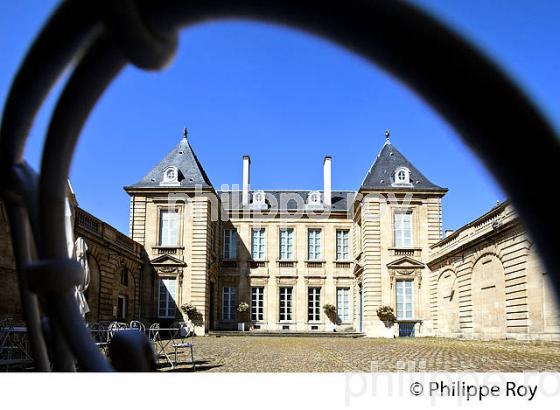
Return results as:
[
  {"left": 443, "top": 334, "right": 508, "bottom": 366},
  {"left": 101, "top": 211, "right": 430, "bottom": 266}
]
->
[{"left": 1, "top": 1, "right": 559, "bottom": 235}]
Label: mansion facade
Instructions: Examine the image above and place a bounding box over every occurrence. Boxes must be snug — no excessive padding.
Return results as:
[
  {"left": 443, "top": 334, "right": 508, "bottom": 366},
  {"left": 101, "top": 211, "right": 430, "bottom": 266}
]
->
[
  {"left": 122, "top": 130, "right": 560, "bottom": 340},
  {"left": 1, "top": 130, "right": 558, "bottom": 340}
]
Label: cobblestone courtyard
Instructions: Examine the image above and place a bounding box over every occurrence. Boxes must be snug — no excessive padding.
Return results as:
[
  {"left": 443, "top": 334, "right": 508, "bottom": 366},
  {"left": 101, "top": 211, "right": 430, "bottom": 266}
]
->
[{"left": 162, "top": 336, "right": 560, "bottom": 372}]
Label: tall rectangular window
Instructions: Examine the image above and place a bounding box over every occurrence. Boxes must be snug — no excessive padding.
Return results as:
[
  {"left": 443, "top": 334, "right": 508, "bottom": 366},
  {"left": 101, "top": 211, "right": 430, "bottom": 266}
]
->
[
  {"left": 158, "top": 278, "right": 176, "bottom": 318},
  {"left": 308, "top": 287, "right": 321, "bottom": 322},
  {"left": 223, "top": 229, "right": 237, "bottom": 259},
  {"left": 307, "top": 228, "right": 322, "bottom": 260},
  {"left": 222, "top": 287, "right": 236, "bottom": 321},
  {"left": 251, "top": 228, "right": 265, "bottom": 260},
  {"left": 159, "top": 209, "right": 179, "bottom": 246},
  {"left": 279, "top": 228, "right": 294, "bottom": 260},
  {"left": 251, "top": 287, "right": 264, "bottom": 321},
  {"left": 279, "top": 287, "right": 293, "bottom": 321},
  {"left": 396, "top": 280, "right": 414, "bottom": 319},
  {"left": 336, "top": 230, "right": 349, "bottom": 260},
  {"left": 337, "top": 288, "right": 350, "bottom": 322},
  {"left": 394, "top": 212, "right": 413, "bottom": 248}
]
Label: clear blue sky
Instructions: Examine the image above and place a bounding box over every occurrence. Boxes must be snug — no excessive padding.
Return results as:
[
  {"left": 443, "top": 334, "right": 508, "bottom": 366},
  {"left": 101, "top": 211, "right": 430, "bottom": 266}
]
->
[{"left": 1, "top": 1, "right": 559, "bottom": 235}]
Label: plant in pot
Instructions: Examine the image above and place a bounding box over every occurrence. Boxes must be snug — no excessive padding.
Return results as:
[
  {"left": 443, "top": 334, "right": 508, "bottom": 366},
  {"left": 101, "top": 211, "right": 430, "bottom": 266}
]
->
[
  {"left": 323, "top": 304, "right": 338, "bottom": 332},
  {"left": 376, "top": 305, "right": 396, "bottom": 338},
  {"left": 237, "top": 301, "right": 250, "bottom": 331},
  {"left": 180, "top": 302, "right": 204, "bottom": 333}
]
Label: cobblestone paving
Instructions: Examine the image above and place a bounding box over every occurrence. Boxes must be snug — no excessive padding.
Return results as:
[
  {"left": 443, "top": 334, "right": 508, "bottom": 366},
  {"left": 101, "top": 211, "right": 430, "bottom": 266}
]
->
[{"left": 161, "top": 336, "right": 560, "bottom": 372}]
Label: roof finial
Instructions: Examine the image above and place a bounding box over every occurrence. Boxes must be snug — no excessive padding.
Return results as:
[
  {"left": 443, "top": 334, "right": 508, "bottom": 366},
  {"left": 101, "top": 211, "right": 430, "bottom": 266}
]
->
[
  {"left": 183, "top": 127, "right": 188, "bottom": 140},
  {"left": 385, "top": 128, "right": 390, "bottom": 141}
]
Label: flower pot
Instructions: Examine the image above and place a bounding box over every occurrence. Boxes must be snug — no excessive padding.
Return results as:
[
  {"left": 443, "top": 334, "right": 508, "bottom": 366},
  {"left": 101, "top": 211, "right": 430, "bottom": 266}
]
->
[{"left": 382, "top": 323, "right": 394, "bottom": 338}]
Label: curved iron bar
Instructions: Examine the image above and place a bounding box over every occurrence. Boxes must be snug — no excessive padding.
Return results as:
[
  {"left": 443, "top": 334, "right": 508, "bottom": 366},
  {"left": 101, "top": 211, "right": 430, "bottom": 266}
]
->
[{"left": 0, "top": 0, "right": 558, "bottom": 371}]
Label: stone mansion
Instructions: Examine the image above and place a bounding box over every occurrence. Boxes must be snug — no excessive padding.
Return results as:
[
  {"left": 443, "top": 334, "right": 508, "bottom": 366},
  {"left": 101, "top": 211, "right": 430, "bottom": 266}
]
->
[
  {"left": 1, "top": 130, "right": 558, "bottom": 340},
  {"left": 120, "top": 130, "right": 559, "bottom": 340}
]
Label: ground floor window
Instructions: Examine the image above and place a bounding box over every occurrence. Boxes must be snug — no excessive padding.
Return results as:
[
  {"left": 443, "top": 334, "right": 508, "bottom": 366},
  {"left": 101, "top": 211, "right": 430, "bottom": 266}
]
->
[
  {"left": 337, "top": 287, "right": 350, "bottom": 322},
  {"left": 251, "top": 287, "right": 264, "bottom": 321},
  {"left": 158, "top": 277, "right": 176, "bottom": 318},
  {"left": 279, "top": 287, "right": 293, "bottom": 321},
  {"left": 117, "top": 295, "right": 127, "bottom": 320},
  {"left": 222, "top": 287, "right": 237, "bottom": 321},
  {"left": 308, "top": 287, "right": 321, "bottom": 322},
  {"left": 396, "top": 280, "right": 414, "bottom": 319}
]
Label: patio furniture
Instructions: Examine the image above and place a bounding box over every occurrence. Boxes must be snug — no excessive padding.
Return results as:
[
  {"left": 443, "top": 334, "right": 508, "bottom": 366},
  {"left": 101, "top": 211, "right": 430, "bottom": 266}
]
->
[
  {"left": 172, "top": 322, "right": 195, "bottom": 371},
  {"left": 88, "top": 323, "right": 110, "bottom": 352},
  {"left": 129, "top": 321, "right": 146, "bottom": 332},
  {"left": 148, "top": 323, "right": 193, "bottom": 369},
  {"left": 0, "top": 321, "right": 33, "bottom": 370}
]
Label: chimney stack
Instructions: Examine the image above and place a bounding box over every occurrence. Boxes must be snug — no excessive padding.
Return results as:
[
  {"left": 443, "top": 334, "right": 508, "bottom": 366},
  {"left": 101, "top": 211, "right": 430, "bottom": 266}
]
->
[
  {"left": 323, "top": 156, "right": 332, "bottom": 207},
  {"left": 242, "top": 155, "right": 251, "bottom": 207}
]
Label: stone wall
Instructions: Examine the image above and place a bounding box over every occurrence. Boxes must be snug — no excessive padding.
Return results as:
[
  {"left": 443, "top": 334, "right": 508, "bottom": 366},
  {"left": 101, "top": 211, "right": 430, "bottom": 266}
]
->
[
  {"left": 0, "top": 201, "right": 21, "bottom": 320},
  {"left": 0, "top": 202, "right": 152, "bottom": 325},
  {"left": 428, "top": 202, "right": 560, "bottom": 341}
]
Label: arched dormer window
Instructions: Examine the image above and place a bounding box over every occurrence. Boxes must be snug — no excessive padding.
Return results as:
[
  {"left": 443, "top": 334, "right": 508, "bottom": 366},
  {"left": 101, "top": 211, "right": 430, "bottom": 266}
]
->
[
  {"left": 250, "top": 190, "right": 268, "bottom": 210},
  {"left": 305, "top": 190, "right": 324, "bottom": 210},
  {"left": 308, "top": 191, "right": 321, "bottom": 205},
  {"left": 161, "top": 166, "right": 180, "bottom": 186},
  {"left": 393, "top": 167, "right": 411, "bottom": 186}
]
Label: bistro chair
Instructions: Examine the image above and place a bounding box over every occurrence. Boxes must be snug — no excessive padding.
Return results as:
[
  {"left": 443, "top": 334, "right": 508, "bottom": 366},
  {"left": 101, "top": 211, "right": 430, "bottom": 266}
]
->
[{"left": 129, "top": 321, "right": 146, "bottom": 332}]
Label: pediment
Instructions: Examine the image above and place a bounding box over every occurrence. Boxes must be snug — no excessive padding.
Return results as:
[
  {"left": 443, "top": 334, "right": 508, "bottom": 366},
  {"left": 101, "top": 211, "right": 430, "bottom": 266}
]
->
[
  {"left": 386, "top": 256, "right": 425, "bottom": 269},
  {"left": 150, "top": 254, "right": 186, "bottom": 266}
]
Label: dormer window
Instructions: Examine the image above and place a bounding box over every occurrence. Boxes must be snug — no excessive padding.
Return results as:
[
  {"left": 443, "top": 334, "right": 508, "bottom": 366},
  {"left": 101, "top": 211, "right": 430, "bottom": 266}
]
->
[
  {"left": 161, "top": 166, "right": 180, "bottom": 186},
  {"left": 308, "top": 191, "right": 321, "bottom": 205},
  {"left": 250, "top": 190, "right": 268, "bottom": 210},
  {"left": 305, "top": 191, "right": 324, "bottom": 211},
  {"left": 392, "top": 167, "right": 412, "bottom": 187}
]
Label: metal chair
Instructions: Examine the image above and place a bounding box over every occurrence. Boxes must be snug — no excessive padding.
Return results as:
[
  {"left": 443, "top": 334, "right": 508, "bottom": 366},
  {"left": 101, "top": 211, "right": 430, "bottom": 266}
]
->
[
  {"left": 171, "top": 321, "right": 195, "bottom": 371},
  {"left": 129, "top": 321, "right": 146, "bottom": 332}
]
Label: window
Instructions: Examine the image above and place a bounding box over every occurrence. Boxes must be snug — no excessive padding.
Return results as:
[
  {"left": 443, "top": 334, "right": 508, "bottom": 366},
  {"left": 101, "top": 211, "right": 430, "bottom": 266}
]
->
[
  {"left": 308, "top": 191, "right": 321, "bottom": 204},
  {"left": 117, "top": 295, "right": 127, "bottom": 320},
  {"left": 279, "top": 287, "right": 293, "bottom": 321},
  {"left": 396, "top": 280, "right": 414, "bottom": 320},
  {"left": 279, "top": 228, "right": 294, "bottom": 260},
  {"left": 251, "top": 228, "right": 265, "bottom": 260},
  {"left": 222, "top": 287, "right": 236, "bottom": 321},
  {"left": 337, "top": 288, "right": 350, "bottom": 322},
  {"left": 158, "top": 278, "right": 177, "bottom": 318},
  {"left": 223, "top": 229, "right": 237, "bottom": 259},
  {"left": 336, "top": 230, "right": 349, "bottom": 260},
  {"left": 308, "top": 287, "right": 321, "bottom": 322},
  {"left": 159, "top": 209, "right": 179, "bottom": 246},
  {"left": 251, "top": 287, "right": 264, "bottom": 321},
  {"left": 307, "top": 228, "right": 322, "bottom": 260},
  {"left": 394, "top": 211, "right": 413, "bottom": 248},
  {"left": 394, "top": 167, "right": 410, "bottom": 184},
  {"left": 165, "top": 167, "right": 177, "bottom": 181},
  {"left": 120, "top": 268, "right": 128, "bottom": 287}
]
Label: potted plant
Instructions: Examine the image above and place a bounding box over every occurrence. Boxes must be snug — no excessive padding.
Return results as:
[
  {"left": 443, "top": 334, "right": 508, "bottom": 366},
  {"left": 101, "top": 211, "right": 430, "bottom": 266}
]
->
[
  {"left": 376, "top": 305, "right": 396, "bottom": 338},
  {"left": 323, "top": 304, "right": 337, "bottom": 332},
  {"left": 237, "top": 301, "right": 250, "bottom": 331},
  {"left": 180, "top": 302, "right": 204, "bottom": 328}
]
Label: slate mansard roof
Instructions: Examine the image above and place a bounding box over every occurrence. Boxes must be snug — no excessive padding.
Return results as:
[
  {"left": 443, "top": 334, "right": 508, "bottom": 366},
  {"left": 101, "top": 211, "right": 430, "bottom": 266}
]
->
[
  {"left": 125, "top": 135, "right": 213, "bottom": 190},
  {"left": 360, "top": 140, "right": 446, "bottom": 193},
  {"left": 126, "top": 131, "right": 446, "bottom": 204}
]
